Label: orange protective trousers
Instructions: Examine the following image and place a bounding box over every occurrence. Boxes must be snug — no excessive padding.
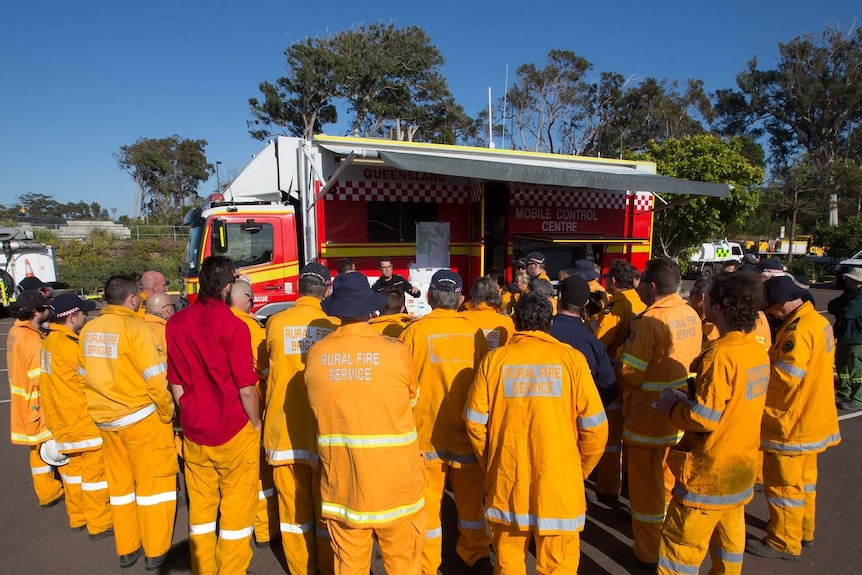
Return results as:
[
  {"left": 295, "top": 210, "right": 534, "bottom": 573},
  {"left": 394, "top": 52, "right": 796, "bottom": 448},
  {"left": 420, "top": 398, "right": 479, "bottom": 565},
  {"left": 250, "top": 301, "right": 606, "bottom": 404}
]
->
[
  {"left": 184, "top": 421, "right": 259, "bottom": 575},
  {"left": 325, "top": 513, "right": 426, "bottom": 575},
  {"left": 422, "top": 459, "right": 490, "bottom": 574},
  {"left": 491, "top": 523, "right": 581, "bottom": 575},
  {"left": 28, "top": 446, "right": 64, "bottom": 506},
  {"left": 253, "top": 448, "right": 278, "bottom": 545},
  {"left": 627, "top": 445, "right": 675, "bottom": 564},
  {"left": 657, "top": 499, "right": 745, "bottom": 575},
  {"left": 762, "top": 451, "right": 817, "bottom": 556},
  {"left": 59, "top": 449, "right": 112, "bottom": 535},
  {"left": 101, "top": 412, "right": 178, "bottom": 558},
  {"left": 272, "top": 463, "right": 334, "bottom": 575}
]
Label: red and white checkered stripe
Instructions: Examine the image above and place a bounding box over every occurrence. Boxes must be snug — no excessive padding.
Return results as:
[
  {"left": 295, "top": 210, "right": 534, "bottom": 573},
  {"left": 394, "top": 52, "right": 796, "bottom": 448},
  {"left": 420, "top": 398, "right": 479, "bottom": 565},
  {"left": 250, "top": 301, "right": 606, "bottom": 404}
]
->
[
  {"left": 512, "top": 187, "right": 653, "bottom": 212},
  {"left": 333, "top": 180, "right": 470, "bottom": 204}
]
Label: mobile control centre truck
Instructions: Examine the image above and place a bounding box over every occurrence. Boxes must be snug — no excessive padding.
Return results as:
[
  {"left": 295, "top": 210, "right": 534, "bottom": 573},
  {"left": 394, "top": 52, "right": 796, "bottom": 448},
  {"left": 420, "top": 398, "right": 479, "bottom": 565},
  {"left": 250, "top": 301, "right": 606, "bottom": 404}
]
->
[{"left": 181, "top": 135, "right": 729, "bottom": 317}]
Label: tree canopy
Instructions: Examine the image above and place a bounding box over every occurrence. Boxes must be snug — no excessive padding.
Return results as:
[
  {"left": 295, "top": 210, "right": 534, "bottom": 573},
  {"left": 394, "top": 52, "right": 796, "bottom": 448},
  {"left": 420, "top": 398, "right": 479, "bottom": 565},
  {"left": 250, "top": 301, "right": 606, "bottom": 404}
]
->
[{"left": 0, "top": 193, "right": 110, "bottom": 221}]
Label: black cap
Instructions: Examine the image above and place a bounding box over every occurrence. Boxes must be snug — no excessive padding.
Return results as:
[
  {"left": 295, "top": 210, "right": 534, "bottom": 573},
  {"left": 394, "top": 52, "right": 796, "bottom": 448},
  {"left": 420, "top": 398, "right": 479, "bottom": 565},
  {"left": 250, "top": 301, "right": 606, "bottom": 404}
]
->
[
  {"left": 756, "top": 257, "right": 784, "bottom": 276},
  {"left": 15, "top": 290, "right": 50, "bottom": 311},
  {"left": 299, "top": 262, "right": 331, "bottom": 285},
  {"left": 514, "top": 257, "right": 528, "bottom": 270},
  {"left": 429, "top": 269, "right": 463, "bottom": 293},
  {"left": 527, "top": 252, "right": 545, "bottom": 265},
  {"left": 764, "top": 276, "right": 806, "bottom": 306},
  {"left": 558, "top": 276, "right": 591, "bottom": 306},
  {"left": 17, "top": 277, "right": 46, "bottom": 292},
  {"left": 51, "top": 293, "right": 97, "bottom": 318}
]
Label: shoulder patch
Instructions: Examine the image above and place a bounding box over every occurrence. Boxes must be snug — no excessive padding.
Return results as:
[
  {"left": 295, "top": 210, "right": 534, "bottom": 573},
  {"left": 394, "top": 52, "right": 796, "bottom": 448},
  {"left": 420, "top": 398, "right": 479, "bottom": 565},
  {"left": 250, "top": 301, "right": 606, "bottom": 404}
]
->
[{"left": 781, "top": 340, "right": 794, "bottom": 354}]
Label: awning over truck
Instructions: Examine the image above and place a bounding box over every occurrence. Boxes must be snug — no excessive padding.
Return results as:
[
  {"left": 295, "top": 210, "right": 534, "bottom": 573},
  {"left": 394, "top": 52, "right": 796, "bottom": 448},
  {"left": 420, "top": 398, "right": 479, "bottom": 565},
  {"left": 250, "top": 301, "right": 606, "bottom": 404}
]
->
[{"left": 316, "top": 137, "right": 731, "bottom": 198}]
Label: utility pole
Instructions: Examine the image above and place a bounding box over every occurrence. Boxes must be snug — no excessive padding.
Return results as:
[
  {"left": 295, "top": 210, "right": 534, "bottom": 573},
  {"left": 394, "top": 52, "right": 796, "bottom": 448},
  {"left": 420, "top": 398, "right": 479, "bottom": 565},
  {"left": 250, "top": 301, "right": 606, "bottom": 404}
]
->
[{"left": 216, "top": 160, "right": 222, "bottom": 192}]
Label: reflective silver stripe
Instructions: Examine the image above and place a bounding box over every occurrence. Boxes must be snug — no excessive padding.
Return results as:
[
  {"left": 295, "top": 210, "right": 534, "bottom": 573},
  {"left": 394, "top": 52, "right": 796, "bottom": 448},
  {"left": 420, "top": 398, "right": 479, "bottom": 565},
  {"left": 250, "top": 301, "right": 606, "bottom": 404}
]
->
[
  {"left": 56, "top": 437, "right": 103, "bottom": 451},
  {"left": 82, "top": 481, "right": 109, "bottom": 492},
  {"left": 220, "top": 526, "right": 254, "bottom": 540},
  {"left": 189, "top": 522, "right": 217, "bottom": 535},
  {"left": 142, "top": 362, "right": 167, "bottom": 381},
  {"left": 632, "top": 510, "right": 666, "bottom": 523},
  {"left": 578, "top": 410, "right": 607, "bottom": 429},
  {"left": 485, "top": 508, "right": 585, "bottom": 531},
  {"left": 77, "top": 366, "right": 86, "bottom": 377},
  {"left": 689, "top": 400, "right": 723, "bottom": 422},
  {"left": 63, "top": 475, "right": 83, "bottom": 485},
  {"left": 111, "top": 492, "right": 136, "bottom": 506},
  {"left": 265, "top": 448, "right": 319, "bottom": 464},
  {"left": 622, "top": 353, "right": 648, "bottom": 371},
  {"left": 642, "top": 377, "right": 688, "bottom": 392},
  {"left": 458, "top": 518, "right": 485, "bottom": 530},
  {"left": 673, "top": 485, "right": 753, "bottom": 507},
  {"left": 31, "top": 465, "right": 53, "bottom": 475},
  {"left": 657, "top": 556, "right": 699, "bottom": 575},
  {"left": 427, "top": 526, "right": 443, "bottom": 539},
  {"left": 767, "top": 496, "right": 804, "bottom": 508},
  {"left": 96, "top": 404, "right": 156, "bottom": 429},
  {"left": 280, "top": 521, "right": 312, "bottom": 534},
  {"left": 465, "top": 407, "right": 489, "bottom": 425},
  {"left": 136, "top": 491, "right": 177, "bottom": 506},
  {"left": 711, "top": 548, "right": 744, "bottom": 563},
  {"left": 318, "top": 430, "right": 417, "bottom": 448},
  {"left": 259, "top": 488, "right": 275, "bottom": 500},
  {"left": 803, "top": 483, "right": 816, "bottom": 493},
  {"left": 26, "top": 367, "right": 42, "bottom": 379},
  {"left": 623, "top": 428, "right": 682, "bottom": 446},
  {"left": 760, "top": 432, "right": 841, "bottom": 453},
  {"left": 775, "top": 360, "right": 806, "bottom": 379}
]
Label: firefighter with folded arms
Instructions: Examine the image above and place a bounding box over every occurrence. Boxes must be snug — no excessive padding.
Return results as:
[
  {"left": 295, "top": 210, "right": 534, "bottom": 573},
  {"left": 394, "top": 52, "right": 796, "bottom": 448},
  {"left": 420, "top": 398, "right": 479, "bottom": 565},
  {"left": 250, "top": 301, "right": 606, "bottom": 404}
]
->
[
  {"left": 399, "top": 269, "right": 492, "bottom": 575},
  {"left": 745, "top": 275, "right": 841, "bottom": 560},
  {"left": 464, "top": 292, "right": 608, "bottom": 573},
  {"left": 40, "top": 293, "right": 113, "bottom": 538},
  {"left": 618, "top": 257, "right": 702, "bottom": 569},
  {"left": 264, "top": 262, "right": 339, "bottom": 575},
  {"left": 79, "top": 275, "right": 178, "bottom": 570},
  {"left": 655, "top": 272, "right": 770, "bottom": 574},
  {"left": 8, "top": 290, "right": 65, "bottom": 507},
  {"left": 305, "top": 271, "right": 426, "bottom": 575}
]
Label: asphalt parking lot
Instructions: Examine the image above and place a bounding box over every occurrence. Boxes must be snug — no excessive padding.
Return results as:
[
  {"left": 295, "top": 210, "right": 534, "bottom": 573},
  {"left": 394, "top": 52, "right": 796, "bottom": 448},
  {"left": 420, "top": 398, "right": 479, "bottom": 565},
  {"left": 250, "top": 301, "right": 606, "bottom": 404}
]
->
[{"left": 1, "top": 284, "right": 860, "bottom": 573}]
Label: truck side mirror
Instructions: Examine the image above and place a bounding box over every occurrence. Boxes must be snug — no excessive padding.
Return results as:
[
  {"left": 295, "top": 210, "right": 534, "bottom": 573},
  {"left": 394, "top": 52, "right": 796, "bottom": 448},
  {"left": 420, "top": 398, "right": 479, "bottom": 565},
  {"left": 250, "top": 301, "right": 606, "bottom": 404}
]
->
[{"left": 212, "top": 219, "right": 228, "bottom": 253}]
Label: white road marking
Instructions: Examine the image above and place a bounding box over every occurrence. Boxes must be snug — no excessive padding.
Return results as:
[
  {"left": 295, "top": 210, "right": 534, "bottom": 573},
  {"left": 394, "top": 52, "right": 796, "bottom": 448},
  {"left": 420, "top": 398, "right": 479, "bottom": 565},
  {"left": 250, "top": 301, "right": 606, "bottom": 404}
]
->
[{"left": 838, "top": 410, "right": 862, "bottom": 421}]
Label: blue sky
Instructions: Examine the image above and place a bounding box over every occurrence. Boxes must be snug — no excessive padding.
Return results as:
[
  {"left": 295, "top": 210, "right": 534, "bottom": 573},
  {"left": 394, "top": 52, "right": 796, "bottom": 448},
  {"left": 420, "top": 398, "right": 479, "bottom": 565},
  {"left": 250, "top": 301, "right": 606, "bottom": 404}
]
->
[{"left": 1, "top": 1, "right": 857, "bottom": 216}]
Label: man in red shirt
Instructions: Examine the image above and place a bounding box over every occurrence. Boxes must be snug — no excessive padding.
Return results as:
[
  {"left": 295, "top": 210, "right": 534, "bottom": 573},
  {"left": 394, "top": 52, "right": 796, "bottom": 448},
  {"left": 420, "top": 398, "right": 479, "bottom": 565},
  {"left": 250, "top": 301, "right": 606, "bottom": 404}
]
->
[{"left": 166, "top": 256, "right": 261, "bottom": 575}]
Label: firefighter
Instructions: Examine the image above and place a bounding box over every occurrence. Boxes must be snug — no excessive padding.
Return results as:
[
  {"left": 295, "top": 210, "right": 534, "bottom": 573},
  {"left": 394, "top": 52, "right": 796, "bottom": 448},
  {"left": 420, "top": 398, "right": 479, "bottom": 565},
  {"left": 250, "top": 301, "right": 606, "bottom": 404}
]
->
[
  {"left": 306, "top": 271, "right": 426, "bottom": 575},
  {"left": 465, "top": 292, "right": 608, "bottom": 573},
  {"left": 399, "top": 269, "right": 492, "bottom": 575},
  {"left": 745, "top": 276, "right": 841, "bottom": 560},
  {"left": 687, "top": 278, "right": 720, "bottom": 348},
  {"left": 619, "top": 258, "right": 702, "bottom": 568},
  {"left": 372, "top": 256, "right": 421, "bottom": 297},
  {"left": 143, "top": 291, "right": 174, "bottom": 349},
  {"left": 228, "top": 279, "right": 278, "bottom": 549},
  {"left": 8, "top": 290, "right": 65, "bottom": 507},
  {"left": 136, "top": 270, "right": 168, "bottom": 319},
  {"left": 655, "top": 272, "right": 769, "bottom": 575},
  {"left": 593, "top": 259, "right": 645, "bottom": 511},
  {"left": 368, "top": 288, "right": 412, "bottom": 337},
  {"left": 460, "top": 276, "right": 515, "bottom": 351},
  {"left": 79, "top": 275, "right": 178, "bottom": 570},
  {"left": 40, "top": 293, "right": 113, "bottom": 538},
  {"left": 264, "top": 262, "right": 339, "bottom": 575},
  {"left": 524, "top": 251, "right": 550, "bottom": 282}
]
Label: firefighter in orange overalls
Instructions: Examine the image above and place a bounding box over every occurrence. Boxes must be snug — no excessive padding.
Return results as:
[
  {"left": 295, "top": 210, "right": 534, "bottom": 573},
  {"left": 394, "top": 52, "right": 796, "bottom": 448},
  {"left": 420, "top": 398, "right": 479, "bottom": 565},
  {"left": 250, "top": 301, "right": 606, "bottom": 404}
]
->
[
  {"left": 399, "top": 270, "right": 492, "bottom": 575},
  {"left": 40, "top": 293, "right": 113, "bottom": 538},
  {"left": 655, "top": 272, "right": 770, "bottom": 575},
  {"left": 368, "top": 288, "right": 412, "bottom": 337},
  {"left": 306, "top": 271, "right": 426, "bottom": 575},
  {"left": 79, "top": 275, "right": 178, "bottom": 570},
  {"left": 460, "top": 276, "right": 515, "bottom": 351},
  {"left": 687, "top": 278, "right": 720, "bottom": 348},
  {"left": 229, "top": 279, "right": 278, "bottom": 549},
  {"left": 8, "top": 290, "right": 65, "bottom": 507},
  {"left": 465, "top": 292, "right": 608, "bottom": 573},
  {"left": 265, "top": 262, "right": 339, "bottom": 575},
  {"left": 593, "top": 259, "right": 645, "bottom": 510},
  {"left": 143, "top": 292, "right": 174, "bottom": 347},
  {"left": 618, "top": 258, "right": 702, "bottom": 569},
  {"left": 745, "top": 276, "right": 841, "bottom": 560}
]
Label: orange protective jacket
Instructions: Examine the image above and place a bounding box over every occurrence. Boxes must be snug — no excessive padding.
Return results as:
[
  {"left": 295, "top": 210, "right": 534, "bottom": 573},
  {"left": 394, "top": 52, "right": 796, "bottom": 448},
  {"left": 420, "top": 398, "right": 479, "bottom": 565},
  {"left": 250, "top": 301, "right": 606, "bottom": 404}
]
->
[
  {"left": 231, "top": 308, "right": 269, "bottom": 379},
  {"left": 465, "top": 330, "right": 608, "bottom": 534},
  {"left": 264, "top": 296, "right": 339, "bottom": 467},
  {"left": 399, "top": 308, "right": 488, "bottom": 467},
  {"left": 460, "top": 302, "right": 515, "bottom": 350},
  {"left": 305, "top": 322, "right": 425, "bottom": 527},
  {"left": 762, "top": 301, "right": 841, "bottom": 454},
  {"left": 698, "top": 312, "right": 720, "bottom": 348},
  {"left": 368, "top": 313, "right": 412, "bottom": 338},
  {"left": 144, "top": 313, "right": 167, "bottom": 351},
  {"left": 667, "top": 331, "right": 770, "bottom": 509},
  {"left": 754, "top": 311, "right": 772, "bottom": 351},
  {"left": 595, "top": 289, "right": 645, "bottom": 360},
  {"left": 8, "top": 320, "right": 51, "bottom": 445},
  {"left": 619, "top": 293, "right": 702, "bottom": 448},
  {"left": 41, "top": 324, "right": 103, "bottom": 454},
  {"left": 78, "top": 305, "right": 174, "bottom": 427}
]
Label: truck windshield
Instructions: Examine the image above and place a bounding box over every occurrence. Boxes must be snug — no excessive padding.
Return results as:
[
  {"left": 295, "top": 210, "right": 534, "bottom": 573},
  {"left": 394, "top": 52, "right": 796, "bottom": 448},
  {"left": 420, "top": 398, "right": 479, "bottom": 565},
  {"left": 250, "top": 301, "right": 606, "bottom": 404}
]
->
[{"left": 185, "top": 221, "right": 205, "bottom": 275}]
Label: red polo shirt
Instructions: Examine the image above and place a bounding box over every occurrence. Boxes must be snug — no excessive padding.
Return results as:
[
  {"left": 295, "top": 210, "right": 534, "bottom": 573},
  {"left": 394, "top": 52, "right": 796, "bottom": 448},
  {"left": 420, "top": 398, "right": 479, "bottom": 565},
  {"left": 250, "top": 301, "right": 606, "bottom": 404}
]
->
[{"left": 166, "top": 297, "right": 258, "bottom": 446}]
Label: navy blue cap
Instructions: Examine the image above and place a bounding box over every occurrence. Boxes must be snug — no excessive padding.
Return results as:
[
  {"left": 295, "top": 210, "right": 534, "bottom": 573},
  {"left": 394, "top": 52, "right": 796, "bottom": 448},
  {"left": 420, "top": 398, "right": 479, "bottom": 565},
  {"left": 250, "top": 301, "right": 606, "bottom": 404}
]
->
[{"left": 429, "top": 270, "right": 462, "bottom": 293}]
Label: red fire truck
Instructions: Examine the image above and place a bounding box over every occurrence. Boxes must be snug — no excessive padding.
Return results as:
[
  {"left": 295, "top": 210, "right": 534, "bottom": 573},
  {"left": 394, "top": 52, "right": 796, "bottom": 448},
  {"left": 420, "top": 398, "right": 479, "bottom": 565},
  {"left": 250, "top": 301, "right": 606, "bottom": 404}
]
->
[{"left": 182, "top": 135, "right": 728, "bottom": 317}]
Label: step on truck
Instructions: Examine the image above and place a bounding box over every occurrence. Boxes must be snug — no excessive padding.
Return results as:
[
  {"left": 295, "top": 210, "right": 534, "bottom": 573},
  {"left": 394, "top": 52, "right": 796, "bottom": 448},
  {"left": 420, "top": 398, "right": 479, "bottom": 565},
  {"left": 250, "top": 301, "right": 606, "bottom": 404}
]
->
[{"left": 181, "top": 135, "right": 729, "bottom": 319}]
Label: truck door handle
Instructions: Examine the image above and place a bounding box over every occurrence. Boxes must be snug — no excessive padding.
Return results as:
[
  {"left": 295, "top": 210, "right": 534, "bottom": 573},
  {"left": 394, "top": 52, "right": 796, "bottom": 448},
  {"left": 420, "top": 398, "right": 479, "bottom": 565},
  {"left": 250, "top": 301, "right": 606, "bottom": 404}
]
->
[{"left": 263, "top": 285, "right": 280, "bottom": 290}]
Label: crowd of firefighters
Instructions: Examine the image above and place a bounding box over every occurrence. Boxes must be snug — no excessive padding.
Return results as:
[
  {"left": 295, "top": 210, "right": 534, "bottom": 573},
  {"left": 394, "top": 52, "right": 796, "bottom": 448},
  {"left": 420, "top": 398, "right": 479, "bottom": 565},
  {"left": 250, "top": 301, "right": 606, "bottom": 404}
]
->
[{"left": 5, "top": 249, "right": 847, "bottom": 574}]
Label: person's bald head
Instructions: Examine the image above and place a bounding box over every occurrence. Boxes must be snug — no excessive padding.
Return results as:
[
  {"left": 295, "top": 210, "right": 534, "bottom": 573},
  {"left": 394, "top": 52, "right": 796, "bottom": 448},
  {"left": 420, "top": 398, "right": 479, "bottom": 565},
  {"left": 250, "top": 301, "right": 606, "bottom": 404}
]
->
[
  {"left": 230, "top": 280, "right": 254, "bottom": 313},
  {"left": 140, "top": 270, "right": 167, "bottom": 296},
  {"left": 145, "top": 292, "right": 175, "bottom": 318}
]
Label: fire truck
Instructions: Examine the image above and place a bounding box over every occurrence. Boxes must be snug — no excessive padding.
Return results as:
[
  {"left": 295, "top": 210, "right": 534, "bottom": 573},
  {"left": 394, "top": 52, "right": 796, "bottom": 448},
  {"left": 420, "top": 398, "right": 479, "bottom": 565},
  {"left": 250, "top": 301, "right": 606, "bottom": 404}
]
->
[
  {"left": 181, "top": 135, "right": 728, "bottom": 317},
  {"left": 1, "top": 227, "right": 59, "bottom": 306}
]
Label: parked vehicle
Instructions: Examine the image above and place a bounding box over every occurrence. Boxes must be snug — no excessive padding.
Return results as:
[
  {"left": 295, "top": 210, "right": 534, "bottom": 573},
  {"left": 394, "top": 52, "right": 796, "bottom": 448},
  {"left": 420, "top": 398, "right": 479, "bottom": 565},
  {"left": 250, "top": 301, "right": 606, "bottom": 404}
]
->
[
  {"left": 687, "top": 240, "right": 745, "bottom": 277},
  {"left": 835, "top": 249, "right": 862, "bottom": 289},
  {"left": 0, "top": 227, "right": 59, "bottom": 306}
]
